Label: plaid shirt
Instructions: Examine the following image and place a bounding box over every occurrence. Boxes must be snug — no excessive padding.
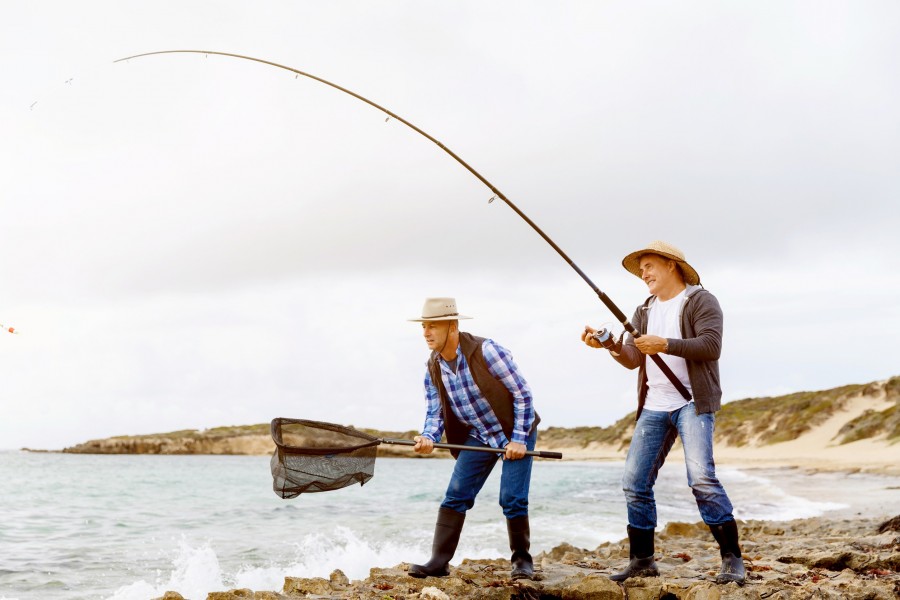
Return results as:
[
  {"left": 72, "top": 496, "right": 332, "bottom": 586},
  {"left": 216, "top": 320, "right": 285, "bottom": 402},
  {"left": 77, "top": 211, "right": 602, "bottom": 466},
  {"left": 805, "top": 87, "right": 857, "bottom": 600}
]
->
[{"left": 421, "top": 338, "right": 534, "bottom": 448}]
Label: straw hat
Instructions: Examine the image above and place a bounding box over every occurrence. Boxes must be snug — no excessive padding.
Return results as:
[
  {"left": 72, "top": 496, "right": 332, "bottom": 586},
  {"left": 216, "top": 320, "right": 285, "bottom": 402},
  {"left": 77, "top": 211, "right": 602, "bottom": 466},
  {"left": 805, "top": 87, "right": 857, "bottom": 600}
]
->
[
  {"left": 622, "top": 241, "right": 701, "bottom": 286},
  {"left": 407, "top": 297, "right": 473, "bottom": 322}
]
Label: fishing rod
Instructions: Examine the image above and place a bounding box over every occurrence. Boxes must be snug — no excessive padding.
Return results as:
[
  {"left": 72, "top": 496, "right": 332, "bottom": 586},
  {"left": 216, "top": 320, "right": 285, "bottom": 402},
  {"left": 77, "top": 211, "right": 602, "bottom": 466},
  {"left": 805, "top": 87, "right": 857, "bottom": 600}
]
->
[{"left": 114, "top": 50, "right": 691, "bottom": 401}]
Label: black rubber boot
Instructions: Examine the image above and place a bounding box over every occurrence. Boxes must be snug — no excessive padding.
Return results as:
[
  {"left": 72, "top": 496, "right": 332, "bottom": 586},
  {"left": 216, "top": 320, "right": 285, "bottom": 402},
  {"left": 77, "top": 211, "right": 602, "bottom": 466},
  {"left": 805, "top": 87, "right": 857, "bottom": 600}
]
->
[
  {"left": 609, "top": 525, "right": 659, "bottom": 582},
  {"left": 507, "top": 516, "right": 534, "bottom": 580},
  {"left": 709, "top": 519, "right": 746, "bottom": 585},
  {"left": 409, "top": 508, "right": 466, "bottom": 578}
]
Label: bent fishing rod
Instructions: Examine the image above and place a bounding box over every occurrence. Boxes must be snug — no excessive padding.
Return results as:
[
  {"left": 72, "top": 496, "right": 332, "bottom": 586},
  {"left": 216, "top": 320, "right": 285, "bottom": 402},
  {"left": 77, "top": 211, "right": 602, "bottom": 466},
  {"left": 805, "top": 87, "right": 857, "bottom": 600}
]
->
[{"left": 114, "top": 50, "right": 691, "bottom": 401}]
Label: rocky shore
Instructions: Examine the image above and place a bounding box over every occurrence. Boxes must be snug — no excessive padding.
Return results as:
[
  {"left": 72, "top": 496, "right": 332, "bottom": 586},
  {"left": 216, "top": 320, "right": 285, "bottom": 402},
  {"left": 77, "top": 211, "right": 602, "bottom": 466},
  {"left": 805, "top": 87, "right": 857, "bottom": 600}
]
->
[
  {"left": 53, "top": 376, "right": 899, "bottom": 599},
  {"left": 151, "top": 514, "right": 899, "bottom": 600}
]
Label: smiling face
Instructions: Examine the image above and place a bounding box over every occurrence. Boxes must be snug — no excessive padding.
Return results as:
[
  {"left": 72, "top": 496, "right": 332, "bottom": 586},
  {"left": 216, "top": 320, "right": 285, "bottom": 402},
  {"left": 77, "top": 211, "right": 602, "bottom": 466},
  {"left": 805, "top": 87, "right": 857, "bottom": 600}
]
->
[{"left": 638, "top": 253, "right": 685, "bottom": 300}]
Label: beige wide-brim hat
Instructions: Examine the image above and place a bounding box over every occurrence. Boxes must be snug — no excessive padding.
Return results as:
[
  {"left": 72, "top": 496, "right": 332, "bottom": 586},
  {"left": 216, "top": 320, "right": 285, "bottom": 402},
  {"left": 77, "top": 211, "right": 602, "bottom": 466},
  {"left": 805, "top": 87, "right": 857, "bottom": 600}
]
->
[
  {"left": 407, "top": 297, "right": 473, "bottom": 322},
  {"left": 622, "top": 240, "right": 701, "bottom": 286}
]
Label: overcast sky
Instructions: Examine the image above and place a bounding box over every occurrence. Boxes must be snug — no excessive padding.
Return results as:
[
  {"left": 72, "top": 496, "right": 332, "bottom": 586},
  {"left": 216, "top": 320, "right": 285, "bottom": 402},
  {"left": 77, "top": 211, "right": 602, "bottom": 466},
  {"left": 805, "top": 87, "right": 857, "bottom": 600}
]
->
[{"left": 1, "top": 2, "right": 898, "bottom": 451}]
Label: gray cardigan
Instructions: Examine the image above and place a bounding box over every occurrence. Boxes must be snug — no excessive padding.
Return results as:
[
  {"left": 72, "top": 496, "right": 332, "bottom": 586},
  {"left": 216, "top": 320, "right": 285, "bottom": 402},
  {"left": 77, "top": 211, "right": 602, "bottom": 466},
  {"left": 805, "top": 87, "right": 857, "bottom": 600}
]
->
[{"left": 612, "top": 284, "right": 723, "bottom": 419}]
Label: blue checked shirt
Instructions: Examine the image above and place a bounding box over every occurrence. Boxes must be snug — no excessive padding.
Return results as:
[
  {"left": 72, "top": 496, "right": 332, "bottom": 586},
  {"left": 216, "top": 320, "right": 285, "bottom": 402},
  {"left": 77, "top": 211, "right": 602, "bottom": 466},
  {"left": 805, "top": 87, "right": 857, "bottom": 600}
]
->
[{"left": 421, "top": 338, "right": 535, "bottom": 448}]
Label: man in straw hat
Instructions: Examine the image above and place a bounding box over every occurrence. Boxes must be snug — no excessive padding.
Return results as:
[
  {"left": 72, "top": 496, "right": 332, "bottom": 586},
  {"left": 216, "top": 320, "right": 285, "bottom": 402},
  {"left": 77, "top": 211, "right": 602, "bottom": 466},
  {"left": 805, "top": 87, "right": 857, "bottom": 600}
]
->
[
  {"left": 407, "top": 297, "right": 540, "bottom": 580},
  {"left": 580, "top": 241, "right": 745, "bottom": 585}
]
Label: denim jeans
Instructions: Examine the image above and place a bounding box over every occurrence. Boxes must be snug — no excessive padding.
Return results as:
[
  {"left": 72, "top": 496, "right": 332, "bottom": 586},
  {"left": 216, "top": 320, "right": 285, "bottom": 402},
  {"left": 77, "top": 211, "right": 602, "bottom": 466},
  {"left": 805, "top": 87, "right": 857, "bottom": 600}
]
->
[
  {"left": 622, "top": 404, "right": 734, "bottom": 530},
  {"left": 440, "top": 428, "right": 537, "bottom": 519}
]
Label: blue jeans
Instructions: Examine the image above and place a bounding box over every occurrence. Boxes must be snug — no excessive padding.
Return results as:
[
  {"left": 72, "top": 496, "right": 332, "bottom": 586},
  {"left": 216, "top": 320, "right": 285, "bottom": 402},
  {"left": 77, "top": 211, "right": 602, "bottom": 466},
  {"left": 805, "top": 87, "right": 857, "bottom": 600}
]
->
[
  {"left": 623, "top": 404, "right": 734, "bottom": 530},
  {"left": 440, "top": 428, "right": 537, "bottom": 519}
]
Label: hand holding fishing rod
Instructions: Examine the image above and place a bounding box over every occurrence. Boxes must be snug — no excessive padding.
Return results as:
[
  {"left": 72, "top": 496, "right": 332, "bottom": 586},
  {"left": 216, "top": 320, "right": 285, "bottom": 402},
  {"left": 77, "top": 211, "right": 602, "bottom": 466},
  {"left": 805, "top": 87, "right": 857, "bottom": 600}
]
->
[{"left": 584, "top": 325, "right": 622, "bottom": 353}]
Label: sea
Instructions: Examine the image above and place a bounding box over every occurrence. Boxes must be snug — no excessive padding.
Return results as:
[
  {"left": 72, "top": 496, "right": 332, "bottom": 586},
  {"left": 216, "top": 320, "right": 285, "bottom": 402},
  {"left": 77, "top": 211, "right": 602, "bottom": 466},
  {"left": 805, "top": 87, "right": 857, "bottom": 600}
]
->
[{"left": 1, "top": 450, "right": 897, "bottom": 600}]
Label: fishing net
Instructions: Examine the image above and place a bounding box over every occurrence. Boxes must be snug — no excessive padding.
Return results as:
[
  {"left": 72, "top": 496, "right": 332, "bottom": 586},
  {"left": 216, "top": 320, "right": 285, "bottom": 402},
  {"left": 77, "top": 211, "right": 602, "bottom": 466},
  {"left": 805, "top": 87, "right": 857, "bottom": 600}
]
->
[{"left": 270, "top": 418, "right": 381, "bottom": 499}]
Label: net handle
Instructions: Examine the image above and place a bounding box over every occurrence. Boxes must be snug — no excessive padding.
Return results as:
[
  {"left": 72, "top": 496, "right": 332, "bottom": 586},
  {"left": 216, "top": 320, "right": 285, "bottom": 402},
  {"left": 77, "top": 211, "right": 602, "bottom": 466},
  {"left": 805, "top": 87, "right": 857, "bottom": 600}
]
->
[{"left": 380, "top": 437, "right": 562, "bottom": 459}]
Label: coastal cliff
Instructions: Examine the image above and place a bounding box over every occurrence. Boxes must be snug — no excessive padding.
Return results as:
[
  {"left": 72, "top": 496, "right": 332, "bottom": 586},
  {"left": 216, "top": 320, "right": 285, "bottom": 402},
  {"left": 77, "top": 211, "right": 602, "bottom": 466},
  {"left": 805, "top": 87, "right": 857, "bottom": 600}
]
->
[{"left": 60, "top": 377, "right": 899, "bottom": 471}]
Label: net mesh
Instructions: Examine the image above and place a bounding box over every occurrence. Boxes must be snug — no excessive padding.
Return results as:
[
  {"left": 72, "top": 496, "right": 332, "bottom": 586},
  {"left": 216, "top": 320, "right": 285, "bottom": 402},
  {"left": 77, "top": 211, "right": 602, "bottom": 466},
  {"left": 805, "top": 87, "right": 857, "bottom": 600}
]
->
[{"left": 270, "top": 418, "right": 381, "bottom": 498}]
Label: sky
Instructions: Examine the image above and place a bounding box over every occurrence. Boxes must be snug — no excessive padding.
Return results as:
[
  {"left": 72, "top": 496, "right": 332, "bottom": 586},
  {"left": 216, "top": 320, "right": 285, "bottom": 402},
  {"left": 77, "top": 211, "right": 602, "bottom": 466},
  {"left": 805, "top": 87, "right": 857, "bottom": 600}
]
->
[{"left": 1, "top": 2, "right": 898, "bottom": 451}]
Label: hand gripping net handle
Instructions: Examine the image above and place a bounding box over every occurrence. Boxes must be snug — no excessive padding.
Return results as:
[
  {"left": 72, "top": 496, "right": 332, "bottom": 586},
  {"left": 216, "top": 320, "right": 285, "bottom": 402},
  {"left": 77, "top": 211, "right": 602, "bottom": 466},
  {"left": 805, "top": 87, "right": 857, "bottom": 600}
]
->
[
  {"left": 269, "top": 418, "right": 564, "bottom": 499},
  {"left": 381, "top": 438, "right": 562, "bottom": 459}
]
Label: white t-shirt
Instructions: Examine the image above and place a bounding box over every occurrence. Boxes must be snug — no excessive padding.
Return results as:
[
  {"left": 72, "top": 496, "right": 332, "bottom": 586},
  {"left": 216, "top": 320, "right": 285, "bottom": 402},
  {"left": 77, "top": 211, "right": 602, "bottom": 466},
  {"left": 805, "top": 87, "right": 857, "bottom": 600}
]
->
[{"left": 644, "top": 289, "right": 692, "bottom": 412}]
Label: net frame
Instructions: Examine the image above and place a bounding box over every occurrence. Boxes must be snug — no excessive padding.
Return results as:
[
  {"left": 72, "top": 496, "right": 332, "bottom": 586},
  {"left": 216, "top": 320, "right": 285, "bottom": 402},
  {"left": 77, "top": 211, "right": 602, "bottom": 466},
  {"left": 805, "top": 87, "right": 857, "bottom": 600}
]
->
[{"left": 270, "top": 418, "right": 381, "bottom": 498}]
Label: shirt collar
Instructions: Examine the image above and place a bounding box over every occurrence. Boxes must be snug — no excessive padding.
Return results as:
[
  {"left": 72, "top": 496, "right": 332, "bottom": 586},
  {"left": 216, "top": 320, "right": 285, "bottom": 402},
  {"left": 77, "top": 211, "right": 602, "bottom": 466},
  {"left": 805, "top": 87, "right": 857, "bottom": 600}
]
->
[{"left": 438, "top": 345, "right": 464, "bottom": 374}]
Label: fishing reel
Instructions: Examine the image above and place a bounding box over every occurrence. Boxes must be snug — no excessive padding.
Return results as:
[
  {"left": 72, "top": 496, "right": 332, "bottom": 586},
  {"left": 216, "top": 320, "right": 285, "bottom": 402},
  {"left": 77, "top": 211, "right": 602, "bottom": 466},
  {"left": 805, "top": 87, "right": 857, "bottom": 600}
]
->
[{"left": 591, "top": 327, "right": 622, "bottom": 353}]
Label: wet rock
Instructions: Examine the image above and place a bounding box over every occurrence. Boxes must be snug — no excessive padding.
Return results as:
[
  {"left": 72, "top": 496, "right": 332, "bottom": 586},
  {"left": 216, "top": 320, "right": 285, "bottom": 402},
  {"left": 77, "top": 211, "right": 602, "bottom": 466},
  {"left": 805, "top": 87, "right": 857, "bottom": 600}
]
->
[
  {"left": 559, "top": 573, "right": 623, "bottom": 599},
  {"left": 620, "top": 578, "right": 667, "bottom": 600},
  {"left": 165, "top": 516, "right": 898, "bottom": 600},
  {"left": 662, "top": 521, "right": 707, "bottom": 539},
  {"left": 877, "top": 514, "right": 900, "bottom": 533},
  {"left": 778, "top": 549, "right": 878, "bottom": 571},
  {"left": 152, "top": 593, "right": 185, "bottom": 600},
  {"left": 329, "top": 568, "right": 350, "bottom": 588},
  {"left": 283, "top": 576, "right": 332, "bottom": 596},
  {"left": 544, "top": 542, "right": 592, "bottom": 562},
  {"left": 681, "top": 583, "right": 720, "bottom": 600},
  {"left": 206, "top": 590, "right": 252, "bottom": 599},
  {"left": 421, "top": 586, "right": 450, "bottom": 600}
]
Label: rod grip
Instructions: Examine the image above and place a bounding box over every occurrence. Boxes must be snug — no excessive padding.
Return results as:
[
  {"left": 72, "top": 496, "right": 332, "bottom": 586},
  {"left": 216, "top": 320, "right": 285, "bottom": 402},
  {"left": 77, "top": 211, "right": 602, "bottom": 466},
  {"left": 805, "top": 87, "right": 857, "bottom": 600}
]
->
[{"left": 534, "top": 450, "right": 563, "bottom": 459}]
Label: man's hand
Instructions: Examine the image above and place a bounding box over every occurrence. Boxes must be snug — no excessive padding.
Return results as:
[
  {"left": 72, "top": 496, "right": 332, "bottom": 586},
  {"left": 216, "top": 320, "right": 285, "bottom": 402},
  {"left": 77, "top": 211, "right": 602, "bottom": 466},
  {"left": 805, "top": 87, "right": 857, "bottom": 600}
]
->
[
  {"left": 635, "top": 335, "right": 667, "bottom": 355},
  {"left": 504, "top": 442, "right": 526, "bottom": 461},
  {"left": 413, "top": 435, "right": 434, "bottom": 455},
  {"left": 581, "top": 325, "right": 602, "bottom": 348}
]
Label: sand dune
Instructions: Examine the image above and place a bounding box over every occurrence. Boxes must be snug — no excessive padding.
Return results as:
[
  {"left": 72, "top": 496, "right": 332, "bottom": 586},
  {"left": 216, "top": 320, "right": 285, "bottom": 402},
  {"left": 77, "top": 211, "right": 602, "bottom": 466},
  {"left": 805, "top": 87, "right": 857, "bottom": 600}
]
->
[{"left": 555, "top": 391, "right": 900, "bottom": 475}]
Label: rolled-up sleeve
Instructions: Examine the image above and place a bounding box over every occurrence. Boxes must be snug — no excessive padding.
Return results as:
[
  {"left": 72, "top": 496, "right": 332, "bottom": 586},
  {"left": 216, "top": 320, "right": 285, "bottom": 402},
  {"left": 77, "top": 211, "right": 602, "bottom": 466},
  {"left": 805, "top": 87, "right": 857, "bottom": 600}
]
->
[
  {"left": 420, "top": 368, "right": 445, "bottom": 442},
  {"left": 482, "top": 340, "right": 534, "bottom": 445}
]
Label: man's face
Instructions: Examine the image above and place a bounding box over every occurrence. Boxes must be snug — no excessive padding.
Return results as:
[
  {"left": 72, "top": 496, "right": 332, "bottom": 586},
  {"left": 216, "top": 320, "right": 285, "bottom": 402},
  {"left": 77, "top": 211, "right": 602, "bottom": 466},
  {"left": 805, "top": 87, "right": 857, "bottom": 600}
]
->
[
  {"left": 422, "top": 320, "right": 451, "bottom": 351},
  {"left": 638, "top": 254, "right": 677, "bottom": 296}
]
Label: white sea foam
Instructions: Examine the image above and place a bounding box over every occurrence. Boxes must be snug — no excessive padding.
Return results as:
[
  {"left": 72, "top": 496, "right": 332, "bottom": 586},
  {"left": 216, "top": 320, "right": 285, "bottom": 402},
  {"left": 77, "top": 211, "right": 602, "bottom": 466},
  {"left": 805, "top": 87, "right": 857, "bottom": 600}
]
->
[
  {"left": 721, "top": 468, "right": 848, "bottom": 521},
  {"left": 1, "top": 453, "right": 895, "bottom": 600},
  {"left": 104, "top": 527, "right": 467, "bottom": 598},
  {"left": 107, "top": 541, "right": 225, "bottom": 600}
]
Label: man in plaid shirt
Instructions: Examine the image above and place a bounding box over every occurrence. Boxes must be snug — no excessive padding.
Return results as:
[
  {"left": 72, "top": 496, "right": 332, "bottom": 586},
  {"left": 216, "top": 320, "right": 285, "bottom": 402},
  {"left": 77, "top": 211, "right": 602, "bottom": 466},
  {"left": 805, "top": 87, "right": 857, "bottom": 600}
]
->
[{"left": 407, "top": 297, "right": 540, "bottom": 581}]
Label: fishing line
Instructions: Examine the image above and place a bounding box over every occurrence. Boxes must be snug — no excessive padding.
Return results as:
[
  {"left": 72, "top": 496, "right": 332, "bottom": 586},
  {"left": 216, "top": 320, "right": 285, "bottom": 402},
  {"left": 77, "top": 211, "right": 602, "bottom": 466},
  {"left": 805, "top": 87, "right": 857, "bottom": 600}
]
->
[{"left": 114, "top": 50, "right": 691, "bottom": 400}]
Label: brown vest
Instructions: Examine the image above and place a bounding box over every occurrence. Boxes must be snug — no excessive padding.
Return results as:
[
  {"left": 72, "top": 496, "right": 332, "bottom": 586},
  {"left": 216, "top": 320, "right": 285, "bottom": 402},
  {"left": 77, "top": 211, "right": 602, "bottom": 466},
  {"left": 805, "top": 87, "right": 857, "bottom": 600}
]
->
[{"left": 428, "top": 332, "right": 540, "bottom": 458}]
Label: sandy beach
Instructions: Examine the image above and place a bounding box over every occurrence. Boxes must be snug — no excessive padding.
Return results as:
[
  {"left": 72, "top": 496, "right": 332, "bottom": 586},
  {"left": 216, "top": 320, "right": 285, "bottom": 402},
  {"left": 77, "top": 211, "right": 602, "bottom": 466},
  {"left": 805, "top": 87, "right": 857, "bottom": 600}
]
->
[{"left": 553, "top": 388, "right": 900, "bottom": 478}]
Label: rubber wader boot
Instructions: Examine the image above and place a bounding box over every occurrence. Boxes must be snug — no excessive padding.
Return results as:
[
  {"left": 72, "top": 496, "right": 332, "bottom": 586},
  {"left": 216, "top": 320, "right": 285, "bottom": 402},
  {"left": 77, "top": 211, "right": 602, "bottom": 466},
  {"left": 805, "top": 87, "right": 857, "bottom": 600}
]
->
[
  {"left": 709, "top": 519, "right": 746, "bottom": 585},
  {"left": 609, "top": 525, "right": 659, "bottom": 582},
  {"left": 507, "top": 516, "right": 534, "bottom": 580},
  {"left": 409, "top": 508, "right": 466, "bottom": 578}
]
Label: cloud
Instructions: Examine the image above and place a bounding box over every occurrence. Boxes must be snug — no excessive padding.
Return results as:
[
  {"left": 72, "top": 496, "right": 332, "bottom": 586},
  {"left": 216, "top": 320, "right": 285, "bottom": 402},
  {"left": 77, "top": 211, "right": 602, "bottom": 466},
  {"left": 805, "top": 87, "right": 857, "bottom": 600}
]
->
[{"left": 1, "top": 1, "right": 898, "bottom": 449}]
